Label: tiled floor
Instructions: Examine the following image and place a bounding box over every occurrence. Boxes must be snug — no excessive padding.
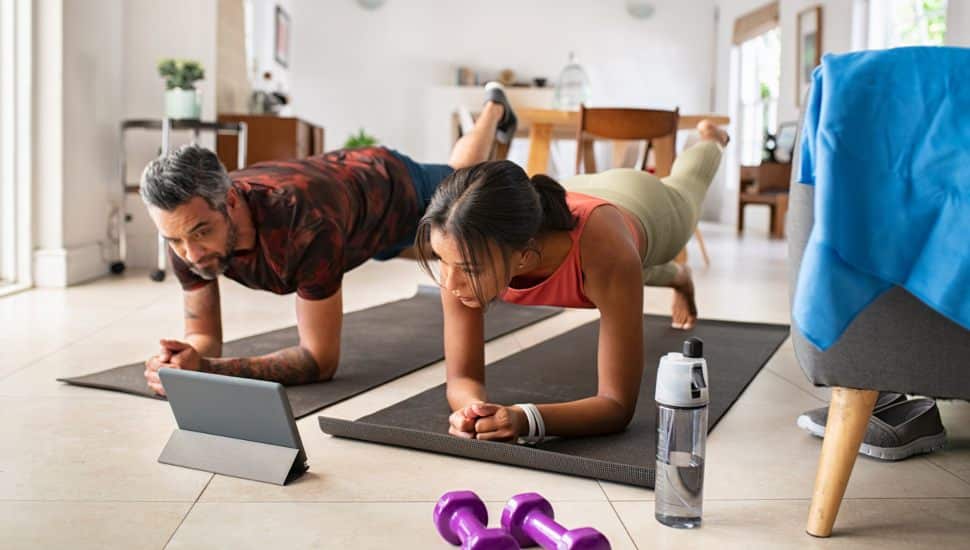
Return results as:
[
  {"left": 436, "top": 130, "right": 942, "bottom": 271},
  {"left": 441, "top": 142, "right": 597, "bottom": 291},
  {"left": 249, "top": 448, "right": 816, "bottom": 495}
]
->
[{"left": 1, "top": 224, "right": 968, "bottom": 549}]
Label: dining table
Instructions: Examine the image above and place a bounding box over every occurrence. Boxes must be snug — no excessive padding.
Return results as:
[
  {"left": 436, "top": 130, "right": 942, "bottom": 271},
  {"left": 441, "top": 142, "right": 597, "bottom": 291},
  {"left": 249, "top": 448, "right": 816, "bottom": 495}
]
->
[{"left": 518, "top": 108, "right": 730, "bottom": 176}]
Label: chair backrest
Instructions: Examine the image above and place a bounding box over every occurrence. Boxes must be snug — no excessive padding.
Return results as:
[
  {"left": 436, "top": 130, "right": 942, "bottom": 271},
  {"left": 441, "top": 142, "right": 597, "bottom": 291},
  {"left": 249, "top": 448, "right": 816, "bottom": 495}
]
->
[{"left": 575, "top": 106, "right": 680, "bottom": 175}]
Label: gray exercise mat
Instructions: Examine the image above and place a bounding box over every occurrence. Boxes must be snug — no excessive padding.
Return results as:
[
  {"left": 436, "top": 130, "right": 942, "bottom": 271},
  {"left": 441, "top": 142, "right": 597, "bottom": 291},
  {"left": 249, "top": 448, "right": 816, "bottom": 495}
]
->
[
  {"left": 319, "top": 316, "right": 789, "bottom": 487},
  {"left": 58, "top": 286, "right": 561, "bottom": 419}
]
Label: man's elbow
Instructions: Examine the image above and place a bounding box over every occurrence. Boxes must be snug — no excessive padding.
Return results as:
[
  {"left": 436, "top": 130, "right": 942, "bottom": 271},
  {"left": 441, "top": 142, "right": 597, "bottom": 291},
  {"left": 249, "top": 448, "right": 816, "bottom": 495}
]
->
[{"left": 314, "top": 355, "right": 339, "bottom": 382}]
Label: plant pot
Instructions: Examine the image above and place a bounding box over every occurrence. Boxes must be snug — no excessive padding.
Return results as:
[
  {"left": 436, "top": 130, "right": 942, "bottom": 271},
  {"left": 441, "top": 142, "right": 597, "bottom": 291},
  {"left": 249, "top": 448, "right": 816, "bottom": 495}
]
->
[{"left": 164, "top": 88, "right": 201, "bottom": 120}]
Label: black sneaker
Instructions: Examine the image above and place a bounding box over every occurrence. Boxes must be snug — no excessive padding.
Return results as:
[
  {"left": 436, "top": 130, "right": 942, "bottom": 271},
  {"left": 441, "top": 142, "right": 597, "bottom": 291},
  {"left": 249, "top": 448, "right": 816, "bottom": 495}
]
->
[
  {"left": 860, "top": 398, "right": 947, "bottom": 460},
  {"left": 483, "top": 82, "right": 518, "bottom": 144},
  {"left": 797, "top": 395, "right": 947, "bottom": 461},
  {"left": 797, "top": 391, "right": 907, "bottom": 438}
]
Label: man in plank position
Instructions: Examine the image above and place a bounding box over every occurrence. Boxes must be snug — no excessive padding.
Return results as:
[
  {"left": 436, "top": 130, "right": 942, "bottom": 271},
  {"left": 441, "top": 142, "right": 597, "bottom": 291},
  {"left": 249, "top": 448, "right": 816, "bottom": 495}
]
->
[{"left": 141, "top": 84, "right": 517, "bottom": 395}]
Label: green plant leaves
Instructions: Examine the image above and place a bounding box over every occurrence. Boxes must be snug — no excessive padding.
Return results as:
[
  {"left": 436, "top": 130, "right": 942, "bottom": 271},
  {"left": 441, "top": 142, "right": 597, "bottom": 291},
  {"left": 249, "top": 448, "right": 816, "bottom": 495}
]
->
[
  {"left": 157, "top": 58, "right": 206, "bottom": 90},
  {"left": 343, "top": 128, "right": 379, "bottom": 149}
]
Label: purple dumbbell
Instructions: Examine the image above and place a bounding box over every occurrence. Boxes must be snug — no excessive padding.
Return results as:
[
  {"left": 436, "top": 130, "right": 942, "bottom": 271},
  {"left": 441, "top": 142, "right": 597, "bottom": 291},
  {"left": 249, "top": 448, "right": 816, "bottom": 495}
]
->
[
  {"left": 500, "top": 493, "right": 611, "bottom": 550},
  {"left": 434, "top": 491, "right": 520, "bottom": 549}
]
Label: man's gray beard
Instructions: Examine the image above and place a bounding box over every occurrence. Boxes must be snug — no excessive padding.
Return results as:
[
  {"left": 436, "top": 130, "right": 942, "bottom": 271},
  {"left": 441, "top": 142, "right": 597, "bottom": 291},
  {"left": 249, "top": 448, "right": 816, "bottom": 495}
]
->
[
  {"left": 189, "top": 263, "right": 225, "bottom": 280},
  {"left": 189, "top": 217, "right": 238, "bottom": 280}
]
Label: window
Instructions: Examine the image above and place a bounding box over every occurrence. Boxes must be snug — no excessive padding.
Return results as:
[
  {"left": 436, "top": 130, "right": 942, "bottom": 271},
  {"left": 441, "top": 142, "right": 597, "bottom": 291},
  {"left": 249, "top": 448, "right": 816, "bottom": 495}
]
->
[
  {"left": 0, "top": 0, "right": 32, "bottom": 293},
  {"left": 868, "top": 0, "right": 948, "bottom": 49},
  {"left": 738, "top": 28, "right": 781, "bottom": 166}
]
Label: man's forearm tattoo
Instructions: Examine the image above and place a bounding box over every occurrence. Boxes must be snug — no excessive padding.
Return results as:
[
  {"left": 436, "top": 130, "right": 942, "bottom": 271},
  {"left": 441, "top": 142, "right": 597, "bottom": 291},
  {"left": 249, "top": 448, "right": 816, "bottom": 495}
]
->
[{"left": 200, "top": 346, "right": 321, "bottom": 385}]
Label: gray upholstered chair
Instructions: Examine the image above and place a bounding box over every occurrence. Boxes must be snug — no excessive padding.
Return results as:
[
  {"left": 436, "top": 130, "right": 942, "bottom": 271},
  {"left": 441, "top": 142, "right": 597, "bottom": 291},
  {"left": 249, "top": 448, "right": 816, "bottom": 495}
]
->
[{"left": 788, "top": 120, "right": 970, "bottom": 537}]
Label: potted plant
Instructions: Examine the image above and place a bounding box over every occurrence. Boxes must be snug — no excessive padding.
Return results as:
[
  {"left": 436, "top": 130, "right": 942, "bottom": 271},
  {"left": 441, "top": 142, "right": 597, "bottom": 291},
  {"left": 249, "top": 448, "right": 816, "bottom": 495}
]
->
[
  {"left": 158, "top": 59, "right": 205, "bottom": 120},
  {"left": 343, "top": 128, "right": 378, "bottom": 149}
]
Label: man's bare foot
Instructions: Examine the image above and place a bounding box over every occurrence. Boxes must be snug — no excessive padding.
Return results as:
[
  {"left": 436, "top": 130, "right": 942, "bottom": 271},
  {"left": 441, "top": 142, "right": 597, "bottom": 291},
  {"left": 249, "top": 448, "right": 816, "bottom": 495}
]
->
[
  {"left": 670, "top": 263, "right": 698, "bottom": 330},
  {"left": 697, "top": 119, "right": 730, "bottom": 147}
]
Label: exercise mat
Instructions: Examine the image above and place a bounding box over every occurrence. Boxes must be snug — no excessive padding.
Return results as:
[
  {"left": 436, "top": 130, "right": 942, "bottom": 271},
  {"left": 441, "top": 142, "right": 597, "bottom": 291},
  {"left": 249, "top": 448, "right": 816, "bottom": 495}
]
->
[
  {"left": 59, "top": 286, "right": 561, "bottom": 419},
  {"left": 319, "top": 315, "right": 788, "bottom": 487}
]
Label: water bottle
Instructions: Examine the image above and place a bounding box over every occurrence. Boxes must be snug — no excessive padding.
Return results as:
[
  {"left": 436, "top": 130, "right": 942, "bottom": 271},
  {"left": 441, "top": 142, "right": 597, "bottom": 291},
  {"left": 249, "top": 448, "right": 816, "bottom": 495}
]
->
[
  {"left": 553, "top": 52, "right": 591, "bottom": 110},
  {"left": 654, "top": 337, "right": 709, "bottom": 529}
]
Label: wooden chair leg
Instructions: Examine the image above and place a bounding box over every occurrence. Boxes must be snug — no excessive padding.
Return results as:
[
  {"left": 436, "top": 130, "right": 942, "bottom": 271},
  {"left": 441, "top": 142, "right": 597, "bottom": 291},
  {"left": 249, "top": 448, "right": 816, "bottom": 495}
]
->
[
  {"left": 770, "top": 199, "right": 787, "bottom": 238},
  {"left": 737, "top": 201, "right": 745, "bottom": 234},
  {"left": 693, "top": 228, "right": 710, "bottom": 267},
  {"left": 582, "top": 140, "right": 597, "bottom": 173},
  {"left": 776, "top": 195, "right": 789, "bottom": 239},
  {"left": 806, "top": 387, "right": 879, "bottom": 538},
  {"left": 492, "top": 141, "right": 510, "bottom": 161},
  {"left": 674, "top": 248, "right": 688, "bottom": 265}
]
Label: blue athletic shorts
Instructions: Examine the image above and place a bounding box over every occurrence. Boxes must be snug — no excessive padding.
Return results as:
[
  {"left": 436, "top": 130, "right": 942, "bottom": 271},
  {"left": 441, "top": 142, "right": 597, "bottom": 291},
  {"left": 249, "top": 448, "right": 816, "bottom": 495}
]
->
[{"left": 373, "top": 150, "right": 454, "bottom": 260}]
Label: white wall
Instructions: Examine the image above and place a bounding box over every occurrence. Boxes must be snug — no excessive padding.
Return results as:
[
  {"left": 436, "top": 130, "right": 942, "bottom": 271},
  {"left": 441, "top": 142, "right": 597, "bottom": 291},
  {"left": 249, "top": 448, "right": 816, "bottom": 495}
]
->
[
  {"left": 32, "top": 0, "right": 221, "bottom": 283},
  {"left": 946, "top": 0, "right": 970, "bottom": 46},
  {"left": 248, "top": 0, "right": 291, "bottom": 93},
  {"left": 286, "top": 0, "right": 717, "bottom": 162},
  {"left": 32, "top": 0, "right": 63, "bottom": 257},
  {"left": 120, "top": 0, "right": 219, "bottom": 270},
  {"left": 218, "top": 0, "right": 251, "bottom": 113},
  {"left": 33, "top": 0, "right": 124, "bottom": 286},
  {"left": 777, "top": 0, "right": 854, "bottom": 123}
]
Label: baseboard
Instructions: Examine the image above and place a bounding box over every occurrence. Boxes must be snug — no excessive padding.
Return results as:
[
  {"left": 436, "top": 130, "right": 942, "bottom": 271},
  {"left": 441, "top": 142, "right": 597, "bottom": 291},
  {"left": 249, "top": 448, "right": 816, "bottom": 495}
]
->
[{"left": 33, "top": 242, "right": 107, "bottom": 287}]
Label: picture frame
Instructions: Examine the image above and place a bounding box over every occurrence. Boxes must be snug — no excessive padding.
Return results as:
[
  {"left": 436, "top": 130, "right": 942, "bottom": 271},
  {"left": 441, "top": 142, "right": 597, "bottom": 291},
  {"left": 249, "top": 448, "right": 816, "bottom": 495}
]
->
[
  {"left": 796, "top": 5, "right": 822, "bottom": 106},
  {"left": 274, "top": 5, "right": 290, "bottom": 68}
]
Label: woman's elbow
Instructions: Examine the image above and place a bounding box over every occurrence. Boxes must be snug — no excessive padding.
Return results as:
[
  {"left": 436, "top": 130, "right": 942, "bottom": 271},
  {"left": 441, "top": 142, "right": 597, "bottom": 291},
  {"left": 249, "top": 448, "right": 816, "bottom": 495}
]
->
[{"left": 603, "top": 398, "right": 637, "bottom": 433}]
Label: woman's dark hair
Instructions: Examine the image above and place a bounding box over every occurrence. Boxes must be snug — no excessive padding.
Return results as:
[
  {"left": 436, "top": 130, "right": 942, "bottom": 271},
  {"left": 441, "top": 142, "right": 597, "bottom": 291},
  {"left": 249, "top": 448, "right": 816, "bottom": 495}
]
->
[{"left": 415, "top": 160, "right": 577, "bottom": 305}]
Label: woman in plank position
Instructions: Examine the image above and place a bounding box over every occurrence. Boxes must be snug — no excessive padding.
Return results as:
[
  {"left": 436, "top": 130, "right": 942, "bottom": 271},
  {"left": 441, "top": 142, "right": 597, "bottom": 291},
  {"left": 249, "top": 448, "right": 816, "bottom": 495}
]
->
[{"left": 415, "top": 121, "right": 728, "bottom": 441}]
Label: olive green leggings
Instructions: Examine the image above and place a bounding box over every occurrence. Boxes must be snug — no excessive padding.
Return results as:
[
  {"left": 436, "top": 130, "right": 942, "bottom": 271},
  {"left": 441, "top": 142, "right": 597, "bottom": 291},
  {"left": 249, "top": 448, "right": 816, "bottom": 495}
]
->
[{"left": 561, "top": 141, "right": 722, "bottom": 286}]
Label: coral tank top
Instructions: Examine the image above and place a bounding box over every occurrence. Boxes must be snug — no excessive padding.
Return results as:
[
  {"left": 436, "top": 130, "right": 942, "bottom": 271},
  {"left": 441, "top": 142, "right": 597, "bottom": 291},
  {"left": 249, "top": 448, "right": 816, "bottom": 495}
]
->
[{"left": 500, "top": 192, "right": 642, "bottom": 309}]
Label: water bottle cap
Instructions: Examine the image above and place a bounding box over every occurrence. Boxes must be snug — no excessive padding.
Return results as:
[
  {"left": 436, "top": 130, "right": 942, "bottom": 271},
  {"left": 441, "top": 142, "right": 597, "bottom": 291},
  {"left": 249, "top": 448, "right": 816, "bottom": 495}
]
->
[
  {"left": 683, "top": 338, "right": 703, "bottom": 358},
  {"left": 655, "top": 351, "right": 709, "bottom": 407}
]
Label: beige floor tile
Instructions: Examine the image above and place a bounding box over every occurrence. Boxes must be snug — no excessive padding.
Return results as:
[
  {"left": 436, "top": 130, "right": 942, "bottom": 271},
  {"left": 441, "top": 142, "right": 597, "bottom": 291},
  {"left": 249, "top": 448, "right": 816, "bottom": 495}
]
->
[
  {"left": 0, "top": 300, "right": 148, "bottom": 379},
  {"left": 929, "top": 399, "right": 970, "bottom": 484},
  {"left": 598, "top": 480, "right": 655, "bottom": 502},
  {"left": 601, "top": 367, "right": 970, "bottom": 501},
  {"left": 0, "top": 501, "right": 189, "bottom": 550},
  {"left": 614, "top": 498, "right": 970, "bottom": 550},
  {"left": 0, "top": 292, "right": 296, "bottom": 398},
  {"left": 0, "top": 395, "right": 210, "bottom": 501},
  {"left": 762, "top": 338, "right": 832, "bottom": 403},
  {"left": 0, "top": 309, "right": 186, "bottom": 397},
  {"left": 199, "top": 426, "right": 606, "bottom": 503},
  {"left": 169, "top": 500, "right": 635, "bottom": 550}
]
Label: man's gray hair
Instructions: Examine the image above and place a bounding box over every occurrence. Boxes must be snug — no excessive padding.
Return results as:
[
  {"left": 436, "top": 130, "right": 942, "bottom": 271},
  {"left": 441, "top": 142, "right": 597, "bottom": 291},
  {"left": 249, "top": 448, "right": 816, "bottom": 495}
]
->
[{"left": 140, "top": 144, "right": 232, "bottom": 212}]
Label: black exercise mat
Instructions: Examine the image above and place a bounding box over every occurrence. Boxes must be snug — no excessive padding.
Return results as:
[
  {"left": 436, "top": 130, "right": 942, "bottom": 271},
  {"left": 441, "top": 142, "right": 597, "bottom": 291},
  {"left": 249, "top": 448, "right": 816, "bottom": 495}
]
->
[
  {"left": 319, "top": 316, "right": 789, "bottom": 487},
  {"left": 58, "top": 287, "right": 561, "bottom": 419}
]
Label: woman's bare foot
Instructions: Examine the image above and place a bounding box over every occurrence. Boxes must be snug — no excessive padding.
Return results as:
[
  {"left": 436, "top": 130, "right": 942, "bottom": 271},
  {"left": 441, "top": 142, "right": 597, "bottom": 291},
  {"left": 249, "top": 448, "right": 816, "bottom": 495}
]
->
[
  {"left": 670, "top": 263, "right": 698, "bottom": 330},
  {"left": 697, "top": 119, "right": 730, "bottom": 147}
]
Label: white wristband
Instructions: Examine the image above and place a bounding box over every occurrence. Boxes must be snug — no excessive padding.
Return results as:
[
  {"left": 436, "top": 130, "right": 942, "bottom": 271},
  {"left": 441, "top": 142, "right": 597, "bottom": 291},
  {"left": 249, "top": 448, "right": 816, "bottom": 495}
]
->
[
  {"left": 516, "top": 403, "right": 545, "bottom": 445},
  {"left": 532, "top": 404, "right": 545, "bottom": 441},
  {"left": 516, "top": 403, "right": 536, "bottom": 442}
]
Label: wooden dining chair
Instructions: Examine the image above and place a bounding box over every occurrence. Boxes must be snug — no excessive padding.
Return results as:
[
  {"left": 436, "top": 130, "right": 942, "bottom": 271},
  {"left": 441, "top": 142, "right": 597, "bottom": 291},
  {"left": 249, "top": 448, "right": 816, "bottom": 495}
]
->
[{"left": 574, "top": 105, "right": 710, "bottom": 266}]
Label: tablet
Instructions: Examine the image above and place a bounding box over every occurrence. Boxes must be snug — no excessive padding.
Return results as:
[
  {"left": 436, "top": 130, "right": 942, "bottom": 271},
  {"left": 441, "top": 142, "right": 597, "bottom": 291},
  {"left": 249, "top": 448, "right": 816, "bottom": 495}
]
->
[{"left": 159, "top": 368, "right": 308, "bottom": 476}]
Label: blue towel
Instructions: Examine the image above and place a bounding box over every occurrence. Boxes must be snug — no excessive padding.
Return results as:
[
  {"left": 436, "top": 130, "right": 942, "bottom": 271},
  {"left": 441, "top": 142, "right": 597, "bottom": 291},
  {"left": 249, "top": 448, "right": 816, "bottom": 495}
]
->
[{"left": 795, "top": 47, "right": 970, "bottom": 350}]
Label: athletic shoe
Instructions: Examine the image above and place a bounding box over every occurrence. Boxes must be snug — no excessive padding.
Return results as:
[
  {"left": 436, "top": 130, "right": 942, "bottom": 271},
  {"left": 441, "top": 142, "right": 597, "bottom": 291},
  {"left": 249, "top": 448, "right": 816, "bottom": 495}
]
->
[
  {"left": 483, "top": 82, "right": 518, "bottom": 144},
  {"left": 859, "top": 397, "right": 947, "bottom": 460},
  {"left": 797, "top": 391, "right": 907, "bottom": 438}
]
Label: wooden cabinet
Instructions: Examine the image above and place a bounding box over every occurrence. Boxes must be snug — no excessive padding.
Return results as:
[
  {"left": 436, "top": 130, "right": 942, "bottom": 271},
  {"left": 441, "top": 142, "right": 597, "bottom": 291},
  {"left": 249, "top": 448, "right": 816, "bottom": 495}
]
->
[
  {"left": 738, "top": 162, "right": 792, "bottom": 239},
  {"left": 216, "top": 114, "right": 325, "bottom": 171}
]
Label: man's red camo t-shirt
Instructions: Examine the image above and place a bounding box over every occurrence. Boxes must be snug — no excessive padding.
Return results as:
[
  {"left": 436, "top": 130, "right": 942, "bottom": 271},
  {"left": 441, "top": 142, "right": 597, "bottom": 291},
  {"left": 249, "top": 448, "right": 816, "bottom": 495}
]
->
[{"left": 169, "top": 147, "right": 419, "bottom": 300}]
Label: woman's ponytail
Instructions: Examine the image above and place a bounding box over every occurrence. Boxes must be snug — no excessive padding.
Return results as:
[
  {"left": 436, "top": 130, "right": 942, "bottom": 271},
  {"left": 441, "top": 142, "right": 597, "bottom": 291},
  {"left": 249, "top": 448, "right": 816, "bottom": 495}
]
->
[{"left": 529, "top": 174, "right": 577, "bottom": 232}]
